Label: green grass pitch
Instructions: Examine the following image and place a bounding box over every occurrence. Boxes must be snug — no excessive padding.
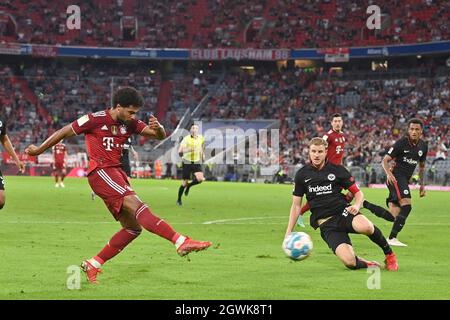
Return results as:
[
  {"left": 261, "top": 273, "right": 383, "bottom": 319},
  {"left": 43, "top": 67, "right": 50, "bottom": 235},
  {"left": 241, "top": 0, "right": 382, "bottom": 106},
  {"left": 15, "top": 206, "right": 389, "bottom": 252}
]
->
[{"left": 0, "top": 176, "right": 449, "bottom": 299}]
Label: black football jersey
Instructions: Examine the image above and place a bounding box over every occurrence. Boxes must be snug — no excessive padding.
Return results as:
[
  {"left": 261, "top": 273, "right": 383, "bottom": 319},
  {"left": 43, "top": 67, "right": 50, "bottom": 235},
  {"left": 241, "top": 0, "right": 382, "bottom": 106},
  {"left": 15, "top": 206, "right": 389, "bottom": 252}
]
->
[
  {"left": 387, "top": 136, "right": 428, "bottom": 180},
  {"left": 293, "top": 162, "right": 357, "bottom": 229},
  {"left": 0, "top": 116, "right": 6, "bottom": 136}
]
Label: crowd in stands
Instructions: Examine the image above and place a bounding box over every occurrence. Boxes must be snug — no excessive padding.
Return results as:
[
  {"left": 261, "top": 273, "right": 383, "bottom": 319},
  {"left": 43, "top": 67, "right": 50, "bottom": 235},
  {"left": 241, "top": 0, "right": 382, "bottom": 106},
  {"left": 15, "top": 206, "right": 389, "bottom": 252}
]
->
[
  {"left": 201, "top": 67, "right": 449, "bottom": 168},
  {"left": 1, "top": 0, "right": 448, "bottom": 48},
  {"left": 0, "top": 60, "right": 206, "bottom": 151},
  {"left": 1, "top": 57, "right": 449, "bottom": 171}
]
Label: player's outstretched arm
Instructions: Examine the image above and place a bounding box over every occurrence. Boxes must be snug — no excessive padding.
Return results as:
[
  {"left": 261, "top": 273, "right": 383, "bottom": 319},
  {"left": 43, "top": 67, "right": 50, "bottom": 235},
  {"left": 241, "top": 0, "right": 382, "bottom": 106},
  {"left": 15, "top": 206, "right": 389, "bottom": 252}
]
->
[
  {"left": 140, "top": 115, "right": 166, "bottom": 140},
  {"left": 0, "top": 134, "right": 25, "bottom": 173},
  {"left": 25, "top": 124, "right": 75, "bottom": 156},
  {"left": 419, "top": 161, "right": 426, "bottom": 197},
  {"left": 285, "top": 195, "right": 302, "bottom": 238},
  {"left": 382, "top": 154, "right": 397, "bottom": 185}
]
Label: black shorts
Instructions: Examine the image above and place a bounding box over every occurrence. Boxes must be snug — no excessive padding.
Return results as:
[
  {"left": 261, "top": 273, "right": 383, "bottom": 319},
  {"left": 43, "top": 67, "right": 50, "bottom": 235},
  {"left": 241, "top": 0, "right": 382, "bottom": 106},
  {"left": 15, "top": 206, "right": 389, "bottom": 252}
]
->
[
  {"left": 319, "top": 212, "right": 359, "bottom": 254},
  {"left": 386, "top": 174, "right": 411, "bottom": 206},
  {"left": 182, "top": 162, "right": 202, "bottom": 180},
  {"left": 122, "top": 163, "right": 131, "bottom": 178},
  {"left": 0, "top": 170, "right": 4, "bottom": 190}
]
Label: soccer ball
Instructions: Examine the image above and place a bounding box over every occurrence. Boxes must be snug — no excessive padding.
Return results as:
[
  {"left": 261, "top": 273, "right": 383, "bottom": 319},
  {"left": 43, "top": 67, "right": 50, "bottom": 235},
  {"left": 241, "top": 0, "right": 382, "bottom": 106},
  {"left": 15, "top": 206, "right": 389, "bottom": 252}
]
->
[{"left": 282, "top": 232, "right": 313, "bottom": 261}]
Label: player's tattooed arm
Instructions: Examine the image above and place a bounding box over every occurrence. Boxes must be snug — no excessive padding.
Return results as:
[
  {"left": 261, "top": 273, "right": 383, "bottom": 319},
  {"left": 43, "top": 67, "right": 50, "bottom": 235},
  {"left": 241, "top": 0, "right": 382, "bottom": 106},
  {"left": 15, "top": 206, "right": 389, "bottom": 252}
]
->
[
  {"left": 0, "top": 134, "right": 25, "bottom": 173},
  {"left": 140, "top": 115, "right": 166, "bottom": 140},
  {"left": 25, "top": 124, "right": 75, "bottom": 156},
  {"left": 419, "top": 161, "right": 426, "bottom": 197}
]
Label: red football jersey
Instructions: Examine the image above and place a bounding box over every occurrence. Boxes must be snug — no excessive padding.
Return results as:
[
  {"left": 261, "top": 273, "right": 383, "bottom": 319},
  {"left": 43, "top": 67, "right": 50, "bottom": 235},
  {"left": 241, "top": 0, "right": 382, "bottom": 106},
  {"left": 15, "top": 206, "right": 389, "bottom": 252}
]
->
[
  {"left": 52, "top": 143, "right": 66, "bottom": 165},
  {"left": 323, "top": 129, "right": 346, "bottom": 165},
  {"left": 71, "top": 110, "right": 147, "bottom": 174}
]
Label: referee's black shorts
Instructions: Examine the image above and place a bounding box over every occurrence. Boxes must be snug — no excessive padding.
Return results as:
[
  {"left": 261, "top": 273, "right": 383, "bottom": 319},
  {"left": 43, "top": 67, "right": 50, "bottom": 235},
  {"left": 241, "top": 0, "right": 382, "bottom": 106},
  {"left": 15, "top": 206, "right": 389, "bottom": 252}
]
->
[
  {"left": 182, "top": 162, "right": 202, "bottom": 180},
  {"left": 319, "top": 210, "right": 360, "bottom": 254},
  {"left": 386, "top": 174, "right": 411, "bottom": 207}
]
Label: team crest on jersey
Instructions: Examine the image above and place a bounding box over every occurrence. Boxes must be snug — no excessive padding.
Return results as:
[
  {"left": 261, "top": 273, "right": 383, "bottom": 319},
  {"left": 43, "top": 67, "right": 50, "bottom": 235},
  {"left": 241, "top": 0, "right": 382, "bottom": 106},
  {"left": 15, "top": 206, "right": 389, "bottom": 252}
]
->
[
  {"left": 120, "top": 126, "right": 127, "bottom": 135},
  {"left": 404, "top": 190, "right": 409, "bottom": 195},
  {"left": 111, "top": 126, "right": 118, "bottom": 135},
  {"left": 418, "top": 150, "right": 423, "bottom": 157},
  {"left": 327, "top": 174, "right": 336, "bottom": 181}
]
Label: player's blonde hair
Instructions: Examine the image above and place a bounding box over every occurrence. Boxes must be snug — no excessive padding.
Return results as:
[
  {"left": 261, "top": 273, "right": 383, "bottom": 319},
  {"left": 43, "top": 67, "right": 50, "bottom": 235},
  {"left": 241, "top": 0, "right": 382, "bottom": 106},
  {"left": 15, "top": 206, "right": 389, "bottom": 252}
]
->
[{"left": 309, "top": 137, "right": 328, "bottom": 148}]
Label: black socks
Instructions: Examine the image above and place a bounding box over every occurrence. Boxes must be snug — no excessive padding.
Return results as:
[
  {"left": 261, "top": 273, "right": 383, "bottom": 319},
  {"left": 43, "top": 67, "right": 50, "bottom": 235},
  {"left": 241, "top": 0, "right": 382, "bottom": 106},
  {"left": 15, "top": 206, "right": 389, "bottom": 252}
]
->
[
  {"left": 389, "top": 205, "right": 411, "bottom": 239},
  {"left": 178, "top": 185, "right": 185, "bottom": 201},
  {"left": 368, "top": 226, "right": 393, "bottom": 255},
  {"left": 363, "top": 200, "right": 395, "bottom": 222}
]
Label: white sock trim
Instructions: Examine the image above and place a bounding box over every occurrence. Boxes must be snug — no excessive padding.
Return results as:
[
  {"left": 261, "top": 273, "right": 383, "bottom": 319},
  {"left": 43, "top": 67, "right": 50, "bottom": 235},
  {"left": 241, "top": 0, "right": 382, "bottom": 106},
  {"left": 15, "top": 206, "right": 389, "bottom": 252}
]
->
[
  {"left": 175, "top": 235, "right": 187, "bottom": 249},
  {"left": 88, "top": 258, "right": 102, "bottom": 269}
]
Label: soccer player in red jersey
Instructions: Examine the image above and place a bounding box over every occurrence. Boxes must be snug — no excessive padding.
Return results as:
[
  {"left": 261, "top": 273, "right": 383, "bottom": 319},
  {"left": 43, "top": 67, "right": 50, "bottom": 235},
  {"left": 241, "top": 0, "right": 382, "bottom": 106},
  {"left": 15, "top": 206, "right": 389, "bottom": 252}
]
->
[
  {"left": 25, "top": 87, "right": 212, "bottom": 283},
  {"left": 322, "top": 113, "right": 346, "bottom": 166},
  {"left": 52, "top": 141, "right": 67, "bottom": 188}
]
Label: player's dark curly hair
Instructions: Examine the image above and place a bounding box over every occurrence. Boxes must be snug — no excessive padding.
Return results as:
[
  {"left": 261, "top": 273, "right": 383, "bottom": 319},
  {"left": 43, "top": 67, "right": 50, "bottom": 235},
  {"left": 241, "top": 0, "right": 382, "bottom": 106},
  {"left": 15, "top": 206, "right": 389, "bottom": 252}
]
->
[
  {"left": 112, "top": 87, "right": 144, "bottom": 108},
  {"left": 407, "top": 118, "right": 424, "bottom": 129},
  {"left": 331, "top": 113, "right": 342, "bottom": 120}
]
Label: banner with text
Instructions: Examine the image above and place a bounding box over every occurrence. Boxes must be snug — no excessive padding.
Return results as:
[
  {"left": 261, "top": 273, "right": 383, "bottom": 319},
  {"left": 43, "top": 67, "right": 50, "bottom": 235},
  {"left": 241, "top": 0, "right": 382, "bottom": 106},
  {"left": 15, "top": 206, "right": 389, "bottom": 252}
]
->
[{"left": 190, "top": 49, "right": 290, "bottom": 61}]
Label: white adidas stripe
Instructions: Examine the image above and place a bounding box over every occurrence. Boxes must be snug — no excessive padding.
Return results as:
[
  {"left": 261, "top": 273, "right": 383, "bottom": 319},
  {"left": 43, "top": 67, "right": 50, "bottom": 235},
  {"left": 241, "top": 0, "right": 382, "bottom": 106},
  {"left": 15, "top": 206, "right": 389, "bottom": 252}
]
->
[
  {"left": 135, "top": 204, "right": 148, "bottom": 219},
  {"left": 98, "top": 170, "right": 126, "bottom": 194},
  {"left": 99, "top": 170, "right": 126, "bottom": 194},
  {"left": 99, "top": 169, "right": 127, "bottom": 193}
]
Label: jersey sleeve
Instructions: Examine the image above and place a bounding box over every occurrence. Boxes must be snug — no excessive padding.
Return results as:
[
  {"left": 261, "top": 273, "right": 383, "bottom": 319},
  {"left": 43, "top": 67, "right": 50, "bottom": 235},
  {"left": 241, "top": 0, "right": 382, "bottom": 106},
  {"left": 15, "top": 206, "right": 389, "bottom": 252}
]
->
[
  {"left": 336, "top": 165, "right": 357, "bottom": 190},
  {"left": 71, "top": 114, "right": 98, "bottom": 135},
  {"left": 420, "top": 143, "right": 428, "bottom": 162},
  {"left": 292, "top": 170, "right": 306, "bottom": 197},
  {"left": 387, "top": 139, "right": 404, "bottom": 159},
  {"left": 134, "top": 119, "right": 148, "bottom": 134}
]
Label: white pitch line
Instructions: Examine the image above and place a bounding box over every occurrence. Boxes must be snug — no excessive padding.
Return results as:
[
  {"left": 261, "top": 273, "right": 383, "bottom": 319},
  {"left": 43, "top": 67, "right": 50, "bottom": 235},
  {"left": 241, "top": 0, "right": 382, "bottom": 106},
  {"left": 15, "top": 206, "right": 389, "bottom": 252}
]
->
[
  {"left": 202, "top": 216, "right": 285, "bottom": 225},
  {"left": 0, "top": 218, "right": 448, "bottom": 227}
]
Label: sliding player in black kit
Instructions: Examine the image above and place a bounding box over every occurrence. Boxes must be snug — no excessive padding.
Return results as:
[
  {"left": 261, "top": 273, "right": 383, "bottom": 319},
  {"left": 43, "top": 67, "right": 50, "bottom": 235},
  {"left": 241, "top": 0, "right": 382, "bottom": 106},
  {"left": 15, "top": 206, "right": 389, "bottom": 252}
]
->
[
  {"left": 285, "top": 137, "right": 398, "bottom": 271},
  {"left": 363, "top": 118, "right": 428, "bottom": 247}
]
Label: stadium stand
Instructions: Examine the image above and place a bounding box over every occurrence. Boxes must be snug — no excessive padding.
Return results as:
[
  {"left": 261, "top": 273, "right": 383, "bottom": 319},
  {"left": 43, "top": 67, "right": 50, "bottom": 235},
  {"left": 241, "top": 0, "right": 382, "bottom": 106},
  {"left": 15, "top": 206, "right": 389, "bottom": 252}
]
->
[{"left": 1, "top": 0, "right": 448, "bottom": 48}]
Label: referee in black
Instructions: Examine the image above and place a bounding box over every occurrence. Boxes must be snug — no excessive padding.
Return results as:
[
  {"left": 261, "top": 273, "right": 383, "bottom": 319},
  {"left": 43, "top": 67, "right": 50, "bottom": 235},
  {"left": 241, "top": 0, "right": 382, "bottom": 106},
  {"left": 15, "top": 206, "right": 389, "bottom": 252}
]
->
[
  {"left": 285, "top": 137, "right": 398, "bottom": 271},
  {"left": 363, "top": 118, "right": 428, "bottom": 247}
]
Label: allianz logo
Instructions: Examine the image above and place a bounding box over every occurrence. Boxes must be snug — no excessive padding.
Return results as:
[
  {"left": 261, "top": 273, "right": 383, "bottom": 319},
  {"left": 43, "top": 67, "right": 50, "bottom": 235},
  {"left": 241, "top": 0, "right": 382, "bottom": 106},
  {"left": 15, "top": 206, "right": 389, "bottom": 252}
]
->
[{"left": 308, "top": 184, "right": 332, "bottom": 193}]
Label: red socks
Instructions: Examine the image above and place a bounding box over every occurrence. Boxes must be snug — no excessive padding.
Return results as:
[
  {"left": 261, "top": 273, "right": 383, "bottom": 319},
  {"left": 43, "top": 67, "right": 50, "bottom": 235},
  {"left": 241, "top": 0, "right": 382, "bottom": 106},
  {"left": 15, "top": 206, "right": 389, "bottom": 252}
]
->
[
  {"left": 92, "top": 204, "right": 182, "bottom": 266},
  {"left": 95, "top": 228, "right": 141, "bottom": 264},
  {"left": 135, "top": 203, "right": 180, "bottom": 244},
  {"left": 300, "top": 202, "right": 310, "bottom": 215}
]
